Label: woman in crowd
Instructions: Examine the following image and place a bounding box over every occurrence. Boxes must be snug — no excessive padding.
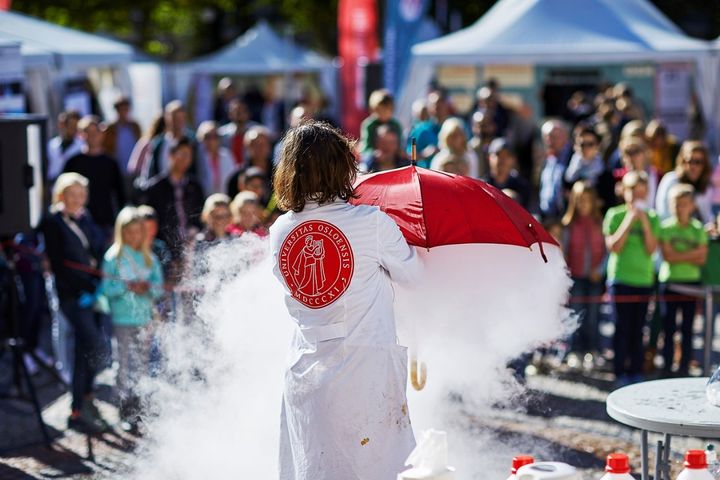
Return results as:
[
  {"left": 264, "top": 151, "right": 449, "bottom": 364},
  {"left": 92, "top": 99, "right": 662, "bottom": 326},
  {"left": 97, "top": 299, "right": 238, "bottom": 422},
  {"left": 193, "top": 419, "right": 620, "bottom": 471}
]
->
[
  {"left": 41, "top": 173, "right": 109, "bottom": 432},
  {"left": 656, "top": 141, "right": 714, "bottom": 222},
  {"left": 196, "top": 121, "right": 236, "bottom": 196},
  {"left": 645, "top": 120, "right": 679, "bottom": 177},
  {"left": 430, "top": 117, "right": 479, "bottom": 178},
  {"left": 101, "top": 206, "right": 164, "bottom": 433},
  {"left": 614, "top": 138, "right": 659, "bottom": 209},
  {"left": 603, "top": 171, "right": 660, "bottom": 386},
  {"left": 562, "top": 181, "right": 606, "bottom": 359}
]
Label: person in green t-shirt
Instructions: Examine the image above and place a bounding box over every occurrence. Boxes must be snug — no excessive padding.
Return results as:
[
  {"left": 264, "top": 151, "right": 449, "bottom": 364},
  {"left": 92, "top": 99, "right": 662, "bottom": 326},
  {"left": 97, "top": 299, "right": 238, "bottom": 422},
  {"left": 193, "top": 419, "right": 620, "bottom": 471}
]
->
[
  {"left": 658, "top": 184, "right": 708, "bottom": 376},
  {"left": 358, "top": 89, "right": 404, "bottom": 154},
  {"left": 603, "top": 171, "right": 660, "bottom": 385}
]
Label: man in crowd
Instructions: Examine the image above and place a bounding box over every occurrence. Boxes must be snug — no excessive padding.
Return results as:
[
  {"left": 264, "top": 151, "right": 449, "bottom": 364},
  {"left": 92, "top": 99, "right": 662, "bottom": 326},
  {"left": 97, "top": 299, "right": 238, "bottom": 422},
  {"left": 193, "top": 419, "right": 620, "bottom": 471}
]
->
[
  {"left": 103, "top": 97, "right": 142, "bottom": 177},
  {"left": 63, "top": 115, "right": 126, "bottom": 238},
  {"left": 468, "top": 110, "right": 498, "bottom": 179},
  {"left": 47, "top": 110, "right": 84, "bottom": 182},
  {"left": 361, "top": 125, "right": 410, "bottom": 173},
  {"left": 140, "top": 137, "right": 205, "bottom": 270},
  {"left": 484, "top": 138, "right": 530, "bottom": 208},
  {"left": 218, "top": 98, "right": 258, "bottom": 168},
  {"left": 213, "top": 77, "right": 238, "bottom": 125},
  {"left": 141, "top": 100, "right": 198, "bottom": 183},
  {"left": 539, "top": 120, "right": 572, "bottom": 220}
]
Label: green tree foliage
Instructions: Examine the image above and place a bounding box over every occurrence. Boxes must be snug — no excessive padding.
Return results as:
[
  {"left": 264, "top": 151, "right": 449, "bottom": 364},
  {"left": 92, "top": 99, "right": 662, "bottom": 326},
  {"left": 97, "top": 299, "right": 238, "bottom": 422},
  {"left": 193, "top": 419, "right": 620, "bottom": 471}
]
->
[{"left": 10, "top": 0, "right": 720, "bottom": 61}]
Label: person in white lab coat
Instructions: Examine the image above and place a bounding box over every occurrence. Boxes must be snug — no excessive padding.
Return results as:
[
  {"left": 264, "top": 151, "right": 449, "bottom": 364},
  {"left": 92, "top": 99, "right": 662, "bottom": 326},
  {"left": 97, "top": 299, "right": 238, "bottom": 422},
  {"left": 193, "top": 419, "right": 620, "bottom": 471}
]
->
[{"left": 270, "top": 121, "right": 422, "bottom": 480}]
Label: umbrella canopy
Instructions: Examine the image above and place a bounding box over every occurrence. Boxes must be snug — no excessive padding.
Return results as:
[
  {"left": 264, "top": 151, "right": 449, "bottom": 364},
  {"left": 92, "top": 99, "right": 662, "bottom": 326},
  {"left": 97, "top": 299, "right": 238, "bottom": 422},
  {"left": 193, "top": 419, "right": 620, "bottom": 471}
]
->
[{"left": 351, "top": 165, "right": 557, "bottom": 260}]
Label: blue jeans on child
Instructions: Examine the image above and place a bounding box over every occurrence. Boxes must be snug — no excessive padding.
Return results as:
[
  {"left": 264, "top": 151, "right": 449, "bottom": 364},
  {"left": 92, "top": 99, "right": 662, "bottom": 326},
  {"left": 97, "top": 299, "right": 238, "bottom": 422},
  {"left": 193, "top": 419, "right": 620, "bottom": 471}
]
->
[
  {"left": 608, "top": 283, "right": 651, "bottom": 377},
  {"left": 659, "top": 282, "right": 699, "bottom": 373},
  {"left": 569, "top": 277, "right": 604, "bottom": 353}
]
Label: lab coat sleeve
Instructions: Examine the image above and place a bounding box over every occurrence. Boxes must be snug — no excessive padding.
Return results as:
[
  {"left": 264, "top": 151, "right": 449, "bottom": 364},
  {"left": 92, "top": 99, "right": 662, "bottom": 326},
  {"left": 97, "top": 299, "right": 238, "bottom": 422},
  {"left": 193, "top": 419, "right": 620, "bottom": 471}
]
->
[{"left": 376, "top": 210, "right": 422, "bottom": 286}]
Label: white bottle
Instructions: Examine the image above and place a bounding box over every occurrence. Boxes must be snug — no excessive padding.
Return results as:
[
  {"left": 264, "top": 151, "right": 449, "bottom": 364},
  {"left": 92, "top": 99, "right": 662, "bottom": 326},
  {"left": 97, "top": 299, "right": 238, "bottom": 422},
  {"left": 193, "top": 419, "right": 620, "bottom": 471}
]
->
[
  {"left": 507, "top": 456, "right": 535, "bottom": 480},
  {"left": 707, "top": 367, "right": 720, "bottom": 407},
  {"left": 678, "top": 450, "right": 715, "bottom": 480},
  {"left": 705, "top": 445, "right": 720, "bottom": 480},
  {"left": 600, "top": 453, "right": 634, "bottom": 480},
  {"left": 397, "top": 429, "right": 455, "bottom": 480},
  {"left": 516, "top": 462, "right": 580, "bottom": 480}
]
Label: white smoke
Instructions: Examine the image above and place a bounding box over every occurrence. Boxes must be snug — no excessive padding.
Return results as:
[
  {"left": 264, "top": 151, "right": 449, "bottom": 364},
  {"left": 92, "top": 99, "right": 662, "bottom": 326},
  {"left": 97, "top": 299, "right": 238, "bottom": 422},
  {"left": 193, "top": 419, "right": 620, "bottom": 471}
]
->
[{"left": 129, "top": 238, "right": 573, "bottom": 479}]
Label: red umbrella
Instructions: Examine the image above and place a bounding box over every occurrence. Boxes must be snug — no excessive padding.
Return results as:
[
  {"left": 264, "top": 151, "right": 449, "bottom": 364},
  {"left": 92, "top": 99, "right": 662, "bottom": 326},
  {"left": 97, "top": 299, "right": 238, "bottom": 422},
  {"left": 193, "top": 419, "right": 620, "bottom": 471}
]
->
[{"left": 350, "top": 165, "right": 558, "bottom": 262}]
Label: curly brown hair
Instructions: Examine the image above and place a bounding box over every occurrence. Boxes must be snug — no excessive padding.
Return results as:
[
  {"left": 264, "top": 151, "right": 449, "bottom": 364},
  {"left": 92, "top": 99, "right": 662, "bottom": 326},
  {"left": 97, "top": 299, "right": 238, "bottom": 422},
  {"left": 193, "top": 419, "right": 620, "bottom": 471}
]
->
[{"left": 273, "top": 121, "right": 358, "bottom": 212}]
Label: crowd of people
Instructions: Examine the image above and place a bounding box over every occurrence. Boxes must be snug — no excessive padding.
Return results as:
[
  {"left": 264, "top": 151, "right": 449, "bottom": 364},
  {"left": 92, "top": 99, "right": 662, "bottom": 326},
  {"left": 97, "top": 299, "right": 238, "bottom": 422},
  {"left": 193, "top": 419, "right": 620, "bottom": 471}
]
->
[{"left": 5, "top": 76, "right": 720, "bottom": 433}]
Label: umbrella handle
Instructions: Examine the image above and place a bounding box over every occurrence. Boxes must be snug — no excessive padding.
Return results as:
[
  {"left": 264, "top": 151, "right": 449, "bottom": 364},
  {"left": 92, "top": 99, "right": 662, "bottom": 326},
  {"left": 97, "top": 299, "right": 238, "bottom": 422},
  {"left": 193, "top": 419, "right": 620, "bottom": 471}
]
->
[{"left": 410, "top": 356, "right": 427, "bottom": 391}]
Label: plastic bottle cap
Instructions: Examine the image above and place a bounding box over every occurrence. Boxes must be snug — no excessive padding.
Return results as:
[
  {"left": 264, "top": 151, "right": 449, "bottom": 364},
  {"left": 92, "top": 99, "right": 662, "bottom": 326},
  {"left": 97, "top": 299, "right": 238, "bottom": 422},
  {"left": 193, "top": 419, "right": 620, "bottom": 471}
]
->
[
  {"left": 606, "top": 453, "right": 631, "bottom": 474},
  {"left": 512, "top": 456, "right": 535, "bottom": 474},
  {"left": 685, "top": 450, "right": 708, "bottom": 469}
]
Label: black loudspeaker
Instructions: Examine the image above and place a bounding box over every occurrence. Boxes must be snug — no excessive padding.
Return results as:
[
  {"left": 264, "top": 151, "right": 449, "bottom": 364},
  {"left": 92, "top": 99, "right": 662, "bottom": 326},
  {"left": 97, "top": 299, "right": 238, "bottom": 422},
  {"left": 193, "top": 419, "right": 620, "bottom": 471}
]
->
[{"left": 0, "top": 115, "right": 47, "bottom": 235}]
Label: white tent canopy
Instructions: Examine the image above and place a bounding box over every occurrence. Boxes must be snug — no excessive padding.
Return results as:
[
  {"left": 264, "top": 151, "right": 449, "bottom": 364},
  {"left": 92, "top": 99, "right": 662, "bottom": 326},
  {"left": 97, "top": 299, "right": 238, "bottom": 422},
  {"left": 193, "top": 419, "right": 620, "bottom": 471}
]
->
[
  {"left": 0, "top": 10, "right": 134, "bottom": 70},
  {"left": 399, "top": 0, "right": 713, "bottom": 128},
  {"left": 187, "top": 20, "right": 330, "bottom": 74}
]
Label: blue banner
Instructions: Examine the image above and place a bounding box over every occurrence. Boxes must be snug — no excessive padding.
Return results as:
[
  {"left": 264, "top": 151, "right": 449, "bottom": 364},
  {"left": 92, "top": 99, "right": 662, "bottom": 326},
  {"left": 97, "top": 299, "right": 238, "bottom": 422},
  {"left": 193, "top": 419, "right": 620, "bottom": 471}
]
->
[{"left": 384, "top": 0, "right": 430, "bottom": 96}]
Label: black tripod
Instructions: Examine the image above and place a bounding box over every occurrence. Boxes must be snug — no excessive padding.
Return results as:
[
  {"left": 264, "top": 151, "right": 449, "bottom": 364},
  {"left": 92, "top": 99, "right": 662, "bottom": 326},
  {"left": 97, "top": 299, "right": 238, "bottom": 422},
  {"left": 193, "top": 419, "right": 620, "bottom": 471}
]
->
[{"left": 0, "top": 241, "right": 58, "bottom": 447}]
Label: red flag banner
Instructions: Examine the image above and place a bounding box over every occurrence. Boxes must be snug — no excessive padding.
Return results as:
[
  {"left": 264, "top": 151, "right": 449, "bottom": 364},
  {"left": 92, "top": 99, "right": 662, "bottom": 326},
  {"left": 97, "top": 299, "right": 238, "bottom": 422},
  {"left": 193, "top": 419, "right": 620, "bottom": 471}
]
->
[{"left": 338, "top": 0, "right": 379, "bottom": 137}]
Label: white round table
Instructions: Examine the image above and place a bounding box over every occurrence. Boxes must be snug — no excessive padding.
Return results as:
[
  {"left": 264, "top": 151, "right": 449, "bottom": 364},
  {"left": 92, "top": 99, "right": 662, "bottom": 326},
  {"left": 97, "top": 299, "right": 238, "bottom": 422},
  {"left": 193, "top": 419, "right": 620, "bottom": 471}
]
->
[{"left": 606, "top": 378, "right": 720, "bottom": 480}]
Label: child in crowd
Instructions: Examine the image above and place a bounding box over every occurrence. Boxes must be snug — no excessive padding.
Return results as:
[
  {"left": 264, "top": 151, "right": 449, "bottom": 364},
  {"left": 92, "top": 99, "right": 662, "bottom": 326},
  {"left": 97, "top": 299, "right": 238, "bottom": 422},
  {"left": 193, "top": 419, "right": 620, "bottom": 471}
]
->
[
  {"left": 228, "top": 191, "right": 268, "bottom": 237},
  {"left": 603, "top": 171, "right": 660, "bottom": 386},
  {"left": 433, "top": 151, "right": 470, "bottom": 176},
  {"left": 359, "top": 89, "right": 404, "bottom": 154},
  {"left": 562, "top": 181, "right": 606, "bottom": 359},
  {"left": 101, "top": 206, "right": 164, "bottom": 432},
  {"left": 430, "top": 118, "right": 479, "bottom": 178},
  {"left": 658, "top": 184, "right": 708, "bottom": 376}
]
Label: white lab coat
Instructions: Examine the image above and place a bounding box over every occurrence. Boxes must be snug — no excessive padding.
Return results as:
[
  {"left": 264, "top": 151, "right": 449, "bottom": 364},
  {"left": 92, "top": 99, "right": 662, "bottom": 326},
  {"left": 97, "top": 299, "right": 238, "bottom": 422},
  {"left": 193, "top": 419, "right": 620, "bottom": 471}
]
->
[{"left": 270, "top": 199, "right": 422, "bottom": 480}]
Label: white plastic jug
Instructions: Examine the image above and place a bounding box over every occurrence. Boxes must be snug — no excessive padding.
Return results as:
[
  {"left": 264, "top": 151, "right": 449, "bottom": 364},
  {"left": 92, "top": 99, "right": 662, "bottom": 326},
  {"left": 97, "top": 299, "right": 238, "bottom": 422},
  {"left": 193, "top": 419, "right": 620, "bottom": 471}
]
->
[
  {"left": 397, "top": 429, "right": 455, "bottom": 480},
  {"left": 516, "top": 462, "right": 579, "bottom": 480},
  {"left": 506, "top": 456, "right": 535, "bottom": 480},
  {"left": 678, "top": 450, "right": 715, "bottom": 480},
  {"left": 600, "top": 453, "right": 634, "bottom": 480}
]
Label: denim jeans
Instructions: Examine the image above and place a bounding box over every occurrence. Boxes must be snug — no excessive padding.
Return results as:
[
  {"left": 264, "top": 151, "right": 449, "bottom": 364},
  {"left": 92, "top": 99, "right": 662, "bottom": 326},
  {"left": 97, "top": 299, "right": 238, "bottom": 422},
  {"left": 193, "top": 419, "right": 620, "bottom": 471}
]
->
[
  {"left": 608, "top": 283, "right": 651, "bottom": 377},
  {"left": 59, "top": 299, "right": 109, "bottom": 411},
  {"left": 659, "top": 282, "right": 699, "bottom": 372},
  {"left": 569, "top": 277, "right": 604, "bottom": 353}
]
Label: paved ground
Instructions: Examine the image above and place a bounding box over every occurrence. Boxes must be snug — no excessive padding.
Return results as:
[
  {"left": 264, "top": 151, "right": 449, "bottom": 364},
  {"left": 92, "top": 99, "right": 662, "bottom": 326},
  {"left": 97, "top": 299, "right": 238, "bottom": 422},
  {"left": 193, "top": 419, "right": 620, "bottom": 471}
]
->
[{"left": 1, "top": 357, "right": 715, "bottom": 479}]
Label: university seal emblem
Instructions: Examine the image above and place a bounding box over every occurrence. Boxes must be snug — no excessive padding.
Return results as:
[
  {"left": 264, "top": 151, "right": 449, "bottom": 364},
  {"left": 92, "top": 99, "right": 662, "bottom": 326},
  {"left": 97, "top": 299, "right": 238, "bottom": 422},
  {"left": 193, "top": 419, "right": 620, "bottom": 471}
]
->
[{"left": 279, "top": 220, "right": 355, "bottom": 309}]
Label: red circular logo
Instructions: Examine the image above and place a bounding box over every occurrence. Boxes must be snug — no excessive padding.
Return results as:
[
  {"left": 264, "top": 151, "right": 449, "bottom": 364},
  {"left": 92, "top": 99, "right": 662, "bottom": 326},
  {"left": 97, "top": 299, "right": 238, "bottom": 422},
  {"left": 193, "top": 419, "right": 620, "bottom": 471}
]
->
[{"left": 278, "top": 220, "right": 355, "bottom": 309}]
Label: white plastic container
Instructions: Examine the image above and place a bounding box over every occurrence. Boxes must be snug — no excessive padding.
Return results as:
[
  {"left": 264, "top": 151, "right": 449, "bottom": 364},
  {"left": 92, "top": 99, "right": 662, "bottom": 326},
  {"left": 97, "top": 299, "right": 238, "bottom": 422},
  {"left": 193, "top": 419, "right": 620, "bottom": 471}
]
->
[
  {"left": 708, "top": 367, "right": 720, "bottom": 407},
  {"left": 397, "top": 429, "right": 455, "bottom": 480},
  {"left": 705, "top": 445, "right": 719, "bottom": 480},
  {"left": 516, "top": 462, "right": 580, "bottom": 480},
  {"left": 600, "top": 453, "right": 634, "bottom": 480},
  {"left": 678, "top": 450, "right": 715, "bottom": 480},
  {"left": 507, "top": 456, "right": 535, "bottom": 480}
]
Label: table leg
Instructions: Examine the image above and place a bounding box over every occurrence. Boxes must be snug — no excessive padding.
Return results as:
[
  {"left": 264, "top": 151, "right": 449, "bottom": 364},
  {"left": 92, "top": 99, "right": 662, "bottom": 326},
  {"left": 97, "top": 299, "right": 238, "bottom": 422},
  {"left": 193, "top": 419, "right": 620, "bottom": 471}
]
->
[
  {"left": 663, "top": 434, "right": 672, "bottom": 480},
  {"left": 642, "top": 430, "right": 649, "bottom": 480},
  {"left": 705, "top": 288, "right": 715, "bottom": 376},
  {"left": 656, "top": 440, "right": 663, "bottom": 480}
]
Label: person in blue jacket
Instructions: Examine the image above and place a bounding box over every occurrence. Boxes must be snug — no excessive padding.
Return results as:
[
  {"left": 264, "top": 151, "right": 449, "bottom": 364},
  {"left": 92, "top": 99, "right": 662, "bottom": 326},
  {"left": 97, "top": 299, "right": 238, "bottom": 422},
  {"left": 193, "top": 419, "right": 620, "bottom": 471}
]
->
[{"left": 101, "top": 206, "right": 164, "bottom": 433}]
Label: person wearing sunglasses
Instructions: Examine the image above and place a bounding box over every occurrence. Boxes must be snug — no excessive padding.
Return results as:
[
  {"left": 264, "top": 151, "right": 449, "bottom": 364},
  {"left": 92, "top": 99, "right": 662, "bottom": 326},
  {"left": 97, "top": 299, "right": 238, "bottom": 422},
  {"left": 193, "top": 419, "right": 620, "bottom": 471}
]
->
[
  {"left": 655, "top": 140, "right": 713, "bottom": 222},
  {"left": 565, "top": 126, "right": 616, "bottom": 212}
]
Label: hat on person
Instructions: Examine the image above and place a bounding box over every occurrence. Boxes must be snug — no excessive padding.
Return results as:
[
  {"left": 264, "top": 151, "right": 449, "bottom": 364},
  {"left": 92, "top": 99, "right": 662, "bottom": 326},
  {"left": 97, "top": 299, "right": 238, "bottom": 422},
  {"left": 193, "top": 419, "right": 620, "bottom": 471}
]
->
[{"left": 489, "top": 138, "right": 512, "bottom": 155}]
